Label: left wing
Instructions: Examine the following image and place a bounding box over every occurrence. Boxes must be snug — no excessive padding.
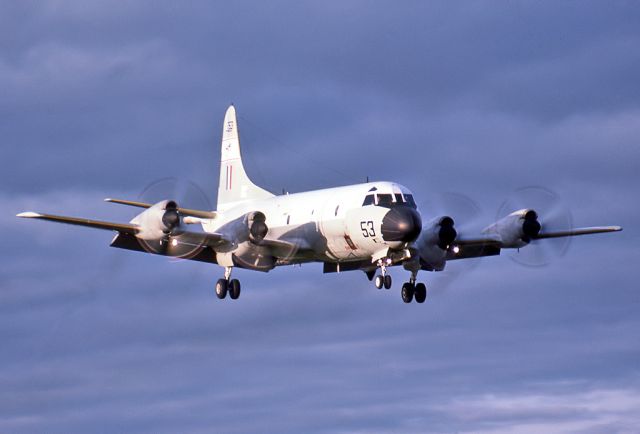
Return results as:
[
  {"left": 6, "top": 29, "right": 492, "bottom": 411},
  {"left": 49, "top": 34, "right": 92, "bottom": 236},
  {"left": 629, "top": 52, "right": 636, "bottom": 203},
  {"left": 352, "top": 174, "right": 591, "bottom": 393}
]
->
[
  {"left": 446, "top": 225, "right": 622, "bottom": 260},
  {"left": 446, "top": 235, "right": 502, "bottom": 260},
  {"left": 534, "top": 226, "right": 622, "bottom": 239}
]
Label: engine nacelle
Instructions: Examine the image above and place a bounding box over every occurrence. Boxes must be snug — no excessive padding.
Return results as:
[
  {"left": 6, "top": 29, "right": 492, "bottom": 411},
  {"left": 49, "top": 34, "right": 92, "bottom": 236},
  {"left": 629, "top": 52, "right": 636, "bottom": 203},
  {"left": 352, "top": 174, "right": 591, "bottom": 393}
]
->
[
  {"left": 483, "top": 209, "right": 541, "bottom": 248},
  {"left": 247, "top": 211, "right": 268, "bottom": 244},
  {"left": 414, "top": 216, "right": 457, "bottom": 268},
  {"left": 226, "top": 211, "right": 274, "bottom": 271},
  {"left": 132, "top": 200, "right": 183, "bottom": 240}
]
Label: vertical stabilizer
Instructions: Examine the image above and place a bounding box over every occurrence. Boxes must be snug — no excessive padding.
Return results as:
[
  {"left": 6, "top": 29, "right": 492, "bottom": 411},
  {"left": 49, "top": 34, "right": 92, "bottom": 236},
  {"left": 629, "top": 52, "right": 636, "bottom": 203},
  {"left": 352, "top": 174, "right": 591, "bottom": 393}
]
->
[{"left": 217, "top": 105, "right": 274, "bottom": 211}]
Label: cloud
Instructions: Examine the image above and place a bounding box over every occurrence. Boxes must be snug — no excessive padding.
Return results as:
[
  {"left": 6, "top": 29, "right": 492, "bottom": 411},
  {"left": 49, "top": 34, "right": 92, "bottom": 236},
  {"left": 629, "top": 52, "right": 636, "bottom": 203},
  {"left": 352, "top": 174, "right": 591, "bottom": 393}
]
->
[
  {"left": 437, "top": 387, "right": 640, "bottom": 434},
  {"left": 2, "top": 2, "right": 639, "bottom": 433}
]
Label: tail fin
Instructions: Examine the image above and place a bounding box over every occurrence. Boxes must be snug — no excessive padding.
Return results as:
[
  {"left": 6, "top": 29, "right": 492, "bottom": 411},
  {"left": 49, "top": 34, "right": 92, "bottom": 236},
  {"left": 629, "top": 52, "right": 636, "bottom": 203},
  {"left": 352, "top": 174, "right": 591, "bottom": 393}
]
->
[{"left": 217, "top": 105, "right": 274, "bottom": 211}]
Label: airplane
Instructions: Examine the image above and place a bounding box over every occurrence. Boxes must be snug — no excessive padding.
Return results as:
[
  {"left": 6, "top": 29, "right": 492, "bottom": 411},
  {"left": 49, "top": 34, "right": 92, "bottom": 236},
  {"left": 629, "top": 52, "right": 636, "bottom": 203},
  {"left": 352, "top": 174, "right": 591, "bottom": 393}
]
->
[{"left": 17, "top": 105, "right": 623, "bottom": 303}]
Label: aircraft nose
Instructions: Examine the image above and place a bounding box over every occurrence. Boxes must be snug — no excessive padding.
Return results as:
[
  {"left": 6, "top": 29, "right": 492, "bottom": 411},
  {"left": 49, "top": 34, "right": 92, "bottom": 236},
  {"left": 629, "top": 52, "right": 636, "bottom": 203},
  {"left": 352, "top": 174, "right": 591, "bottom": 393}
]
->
[{"left": 381, "top": 207, "right": 422, "bottom": 243}]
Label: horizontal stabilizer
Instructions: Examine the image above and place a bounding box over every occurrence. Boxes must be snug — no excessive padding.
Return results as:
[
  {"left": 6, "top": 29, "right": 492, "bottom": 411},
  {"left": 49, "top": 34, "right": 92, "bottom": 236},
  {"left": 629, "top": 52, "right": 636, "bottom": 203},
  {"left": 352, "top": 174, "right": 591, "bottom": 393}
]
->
[
  {"left": 535, "top": 226, "right": 622, "bottom": 239},
  {"left": 104, "top": 198, "right": 152, "bottom": 208},
  {"left": 105, "top": 198, "right": 217, "bottom": 219},
  {"left": 17, "top": 212, "right": 139, "bottom": 234}
]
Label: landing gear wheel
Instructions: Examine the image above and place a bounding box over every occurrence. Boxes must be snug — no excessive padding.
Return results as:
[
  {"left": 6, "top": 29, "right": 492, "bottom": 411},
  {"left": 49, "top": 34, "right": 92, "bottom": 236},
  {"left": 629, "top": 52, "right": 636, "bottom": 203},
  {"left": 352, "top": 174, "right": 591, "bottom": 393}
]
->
[
  {"left": 383, "top": 274, "right": 392, "bottom": 290},
  {"left": 229, "top": 279, "right": 241, "bottom": 300},
  {"left": 375, "top": 275, "right": 384, "bottom": 289},
  {"left": 414, "top": 282, "right": 427, "bottom": 303},
  {"left": 215, "top": 278, "right": 228, "bottom": 299},
  {"left": 401, "top": 282, "right": 414, "bottom": 303}
]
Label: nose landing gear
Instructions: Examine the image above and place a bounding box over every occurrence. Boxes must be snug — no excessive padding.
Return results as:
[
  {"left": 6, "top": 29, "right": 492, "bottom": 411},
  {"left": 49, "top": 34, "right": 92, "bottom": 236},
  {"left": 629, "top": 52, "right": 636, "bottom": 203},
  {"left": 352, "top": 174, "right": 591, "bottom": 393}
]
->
[{"left": 374, "top": 259, "right": 392, "bottom": 289}]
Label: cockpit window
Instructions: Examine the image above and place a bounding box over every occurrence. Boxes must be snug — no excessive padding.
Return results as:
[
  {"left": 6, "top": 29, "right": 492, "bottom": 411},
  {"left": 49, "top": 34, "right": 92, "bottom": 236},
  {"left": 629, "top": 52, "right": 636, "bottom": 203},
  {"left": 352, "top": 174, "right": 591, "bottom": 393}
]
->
[
  {"left": 377, "top": 194, "right": 394, "bottom": 207},
  {"left": 404, "top": 194, "right": 417, "bottom": 209},
  {"left": 362, "top": 192, "right": 417, "bottom": 209}
]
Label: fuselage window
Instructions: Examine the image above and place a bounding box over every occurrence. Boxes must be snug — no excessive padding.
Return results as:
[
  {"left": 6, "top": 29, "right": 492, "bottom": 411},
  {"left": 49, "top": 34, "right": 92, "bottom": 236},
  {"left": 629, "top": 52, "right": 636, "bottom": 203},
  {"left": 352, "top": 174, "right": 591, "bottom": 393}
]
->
[
  {"left": 394, "top": 193, "right": 404, "bottom": 203},
  {"left": 335, "top": 205, "right": 340, "bottom": 216}
]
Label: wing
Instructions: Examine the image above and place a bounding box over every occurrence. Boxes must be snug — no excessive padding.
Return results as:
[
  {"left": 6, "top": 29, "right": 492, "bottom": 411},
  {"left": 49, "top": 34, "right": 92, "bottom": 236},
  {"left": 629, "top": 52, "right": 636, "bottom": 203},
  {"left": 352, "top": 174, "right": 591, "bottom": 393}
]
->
[
  {"left": 258, "top": 236, "right": 315, "bottom": 261},
  {"left": 447, "top": 225, "right": 622, "bottom": 260},
  {"left": 534, "top": 226, "right": 622, "bottom": 239},
  {"left": 17, "top": 211, "right": 228, "bottom": 250},
  {"left": 104, "top": 198, "right": 218, "bottom": 219},
  {"left": 446, "top": 234, "right": 502, "bottom": 260},
  {"left": 17, "top": 212, "right": 139, "bottom": 234}
]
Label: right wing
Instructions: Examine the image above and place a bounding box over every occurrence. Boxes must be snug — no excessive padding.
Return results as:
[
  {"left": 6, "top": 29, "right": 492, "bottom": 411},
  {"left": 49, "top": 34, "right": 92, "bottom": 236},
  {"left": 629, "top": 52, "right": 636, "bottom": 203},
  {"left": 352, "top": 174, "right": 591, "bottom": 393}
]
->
[
  {"left": 17, "top": 211, "right": 228, "bottom": 251},
  {"left": 17, "top": 212, "right": 139, "bottom": 235},
  {"left": 104, "top": 198, "right": 218, "bottom": 219}
]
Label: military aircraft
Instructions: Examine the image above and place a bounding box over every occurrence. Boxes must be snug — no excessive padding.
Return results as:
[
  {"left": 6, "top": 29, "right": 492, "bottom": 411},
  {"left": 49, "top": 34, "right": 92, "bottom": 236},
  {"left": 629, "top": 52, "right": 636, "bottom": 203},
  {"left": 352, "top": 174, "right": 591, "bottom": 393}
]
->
[{"left": 17, "top": 106, "right": 622, "bottom": 303}]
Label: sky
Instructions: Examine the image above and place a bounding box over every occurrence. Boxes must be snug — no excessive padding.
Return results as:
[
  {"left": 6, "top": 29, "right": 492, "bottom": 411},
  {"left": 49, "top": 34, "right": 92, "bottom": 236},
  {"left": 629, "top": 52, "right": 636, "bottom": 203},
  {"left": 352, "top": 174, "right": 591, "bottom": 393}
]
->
[{"left": 2, "top": 1, "right": 640, "bottom": 433}]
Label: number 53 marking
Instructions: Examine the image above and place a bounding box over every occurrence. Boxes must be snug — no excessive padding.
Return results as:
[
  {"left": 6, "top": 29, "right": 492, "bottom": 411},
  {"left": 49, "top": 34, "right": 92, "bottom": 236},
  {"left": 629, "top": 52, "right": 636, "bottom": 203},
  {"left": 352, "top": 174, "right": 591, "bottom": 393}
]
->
[{"left": 360, "top": 221, "right": 375, "bottom": 237}]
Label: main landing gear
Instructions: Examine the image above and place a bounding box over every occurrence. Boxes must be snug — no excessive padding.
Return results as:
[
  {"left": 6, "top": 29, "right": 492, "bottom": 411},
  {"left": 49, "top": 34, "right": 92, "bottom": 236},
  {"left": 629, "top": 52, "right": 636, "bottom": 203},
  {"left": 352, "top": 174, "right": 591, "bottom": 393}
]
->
[
  {"left": 401, "top": 282, "right": 427, "bottom": 303},
  {"left": 399, "top": 270, "right": 427, "bottom": 304},
  {"left": 215, "top": 267, "right": 241, "bottom": 300},
  {"left": 371, "top": 260, "right": 427, "bottom": 303}
]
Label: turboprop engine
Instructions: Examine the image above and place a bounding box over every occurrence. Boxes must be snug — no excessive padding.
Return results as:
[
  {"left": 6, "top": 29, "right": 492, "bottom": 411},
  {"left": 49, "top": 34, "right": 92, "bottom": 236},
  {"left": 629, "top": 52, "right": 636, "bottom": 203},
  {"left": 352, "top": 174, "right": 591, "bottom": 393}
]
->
[
  {"left": 413, "top": 216, "right": 457, "bottom": 270},
  {"left": 215, "top": 210, "right": 276, "bottom": 271},
  {"left": 129, "top": 199, "right": 212, "bottom": 258},
  {"left": 483, "top": 209, "right": 541, "bottom": 248},
  {"left": 246, "top": 211, "right": 268, "bottom": 244},
  {"left": 132, "top": 200, "right": 184, "bottom": 240}
]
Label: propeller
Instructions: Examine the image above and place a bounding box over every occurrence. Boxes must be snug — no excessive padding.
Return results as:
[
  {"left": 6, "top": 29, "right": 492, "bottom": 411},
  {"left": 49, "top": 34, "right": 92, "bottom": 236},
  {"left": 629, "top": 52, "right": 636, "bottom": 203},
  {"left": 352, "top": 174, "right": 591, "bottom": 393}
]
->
[
  {"left": 422, "top": 191, "right": 484, "bottom": 235},
  {"left": 418, "top": 191, "right": 484, "bottom": 292},
  {"left": 496, "top": 186, "right": 573, "bottom": 267},
  {"left": 137, "top": 177, "right": 213, "bottom": 260}
]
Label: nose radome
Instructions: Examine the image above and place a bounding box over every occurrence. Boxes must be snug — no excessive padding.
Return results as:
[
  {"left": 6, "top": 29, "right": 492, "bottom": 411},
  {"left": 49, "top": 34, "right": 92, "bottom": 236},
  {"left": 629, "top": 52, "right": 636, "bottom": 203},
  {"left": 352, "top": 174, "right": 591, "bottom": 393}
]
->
[{"left": 381, "top": 207, "right": 422, "bottom": 243}]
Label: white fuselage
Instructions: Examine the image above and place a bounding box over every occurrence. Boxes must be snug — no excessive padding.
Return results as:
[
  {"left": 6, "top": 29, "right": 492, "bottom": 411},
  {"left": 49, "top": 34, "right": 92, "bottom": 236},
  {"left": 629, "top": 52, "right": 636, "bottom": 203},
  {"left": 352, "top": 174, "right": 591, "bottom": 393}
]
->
[{"left": 204, "top": 181, "right": 417, "bottom": 266}]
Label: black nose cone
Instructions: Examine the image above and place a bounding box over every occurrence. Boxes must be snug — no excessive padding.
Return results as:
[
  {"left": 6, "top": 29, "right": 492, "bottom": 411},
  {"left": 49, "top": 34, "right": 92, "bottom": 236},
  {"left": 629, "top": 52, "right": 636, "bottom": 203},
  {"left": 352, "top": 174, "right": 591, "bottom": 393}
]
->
[{"left": 381, "top": 207, "right": 422, "bottom": 243}]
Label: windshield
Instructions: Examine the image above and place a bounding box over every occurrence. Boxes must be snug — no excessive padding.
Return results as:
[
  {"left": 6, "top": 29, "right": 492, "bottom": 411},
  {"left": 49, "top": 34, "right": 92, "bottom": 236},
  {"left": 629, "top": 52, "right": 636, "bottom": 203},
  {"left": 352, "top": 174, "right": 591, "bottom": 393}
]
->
[{"left": 362, "top": 193, "right": 417, "bottom": 209}]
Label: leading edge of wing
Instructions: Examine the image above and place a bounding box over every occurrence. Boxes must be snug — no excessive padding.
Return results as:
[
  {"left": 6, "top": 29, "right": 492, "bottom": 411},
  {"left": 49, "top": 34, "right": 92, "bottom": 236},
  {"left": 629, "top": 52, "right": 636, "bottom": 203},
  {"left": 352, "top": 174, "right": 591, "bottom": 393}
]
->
[
  {"left": 104, "top": 198, "right": 218, "bottom": 220},
  {"left": 17, "top": 211, "right": 139, "bottom": 234},
  {"left": 17, "top": 211, "right": 229, "bottom": 249},
  {"left": 535, "top": 225, "right": 622, "bottom": 239}
]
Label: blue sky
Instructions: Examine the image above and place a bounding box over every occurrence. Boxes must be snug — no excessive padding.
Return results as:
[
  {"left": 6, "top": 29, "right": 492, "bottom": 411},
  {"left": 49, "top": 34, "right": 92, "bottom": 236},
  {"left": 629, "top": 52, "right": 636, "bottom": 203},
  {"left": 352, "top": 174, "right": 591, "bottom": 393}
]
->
[{"left": 2, "top": 1, "right": 639, "bottom": 433}]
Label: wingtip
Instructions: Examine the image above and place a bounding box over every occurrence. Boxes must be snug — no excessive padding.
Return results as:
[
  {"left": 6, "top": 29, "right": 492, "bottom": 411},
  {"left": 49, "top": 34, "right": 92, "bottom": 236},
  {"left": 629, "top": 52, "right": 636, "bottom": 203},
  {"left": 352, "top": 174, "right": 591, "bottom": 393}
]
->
[
  {"left": 104, "top": 198, "right": 113, "bottom": 202},
  {"left": 17, "top": 211, "right": 42, "bottom": 218}
]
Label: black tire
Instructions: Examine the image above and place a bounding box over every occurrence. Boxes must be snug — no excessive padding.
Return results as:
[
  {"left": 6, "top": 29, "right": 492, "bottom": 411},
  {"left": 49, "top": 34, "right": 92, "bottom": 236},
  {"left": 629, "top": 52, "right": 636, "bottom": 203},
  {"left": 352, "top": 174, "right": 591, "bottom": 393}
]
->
[
  {"left": 375, "top": 275, "right": 384, "bottom": 289},
  {"left": 384, "top": 274, "right": 392, "bottom": 290},
  {"left": 215, "top": 278, "right": 228, "bottom": 299},
  {"left": 229, "top": 279, "right": 241, "bottom": 300},
  {"left": 414, "top": 282, "right": 427, "bottom": 303},
  {"left": 401, "top": 282, "right": 414, "bottom": 303}
]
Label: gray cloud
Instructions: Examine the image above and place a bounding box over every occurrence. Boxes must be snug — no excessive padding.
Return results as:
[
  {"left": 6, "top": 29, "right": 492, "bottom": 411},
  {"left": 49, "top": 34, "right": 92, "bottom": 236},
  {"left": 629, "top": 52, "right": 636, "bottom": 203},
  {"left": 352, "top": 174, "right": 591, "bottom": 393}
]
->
[{"left": 2, "top": 1, "right": 639, "bottom": 433}]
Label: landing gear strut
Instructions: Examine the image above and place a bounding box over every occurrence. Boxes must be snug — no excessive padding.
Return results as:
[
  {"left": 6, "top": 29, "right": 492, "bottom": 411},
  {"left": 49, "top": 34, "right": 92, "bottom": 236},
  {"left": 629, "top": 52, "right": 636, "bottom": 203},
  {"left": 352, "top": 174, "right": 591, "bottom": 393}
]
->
[
  {"left": 374, "top": 259, "right": 392, "bottom": 289},
  {"left": 215, "top": 267, "right": 241, "bottom": 300}
]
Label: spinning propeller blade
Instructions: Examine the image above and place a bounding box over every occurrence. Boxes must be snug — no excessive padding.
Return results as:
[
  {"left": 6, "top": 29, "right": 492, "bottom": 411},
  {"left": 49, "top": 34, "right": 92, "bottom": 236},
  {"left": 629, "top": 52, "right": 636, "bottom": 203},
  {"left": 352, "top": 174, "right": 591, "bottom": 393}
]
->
[{"left": 497, "top": 186, "right": 572, "bottom": 267}]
